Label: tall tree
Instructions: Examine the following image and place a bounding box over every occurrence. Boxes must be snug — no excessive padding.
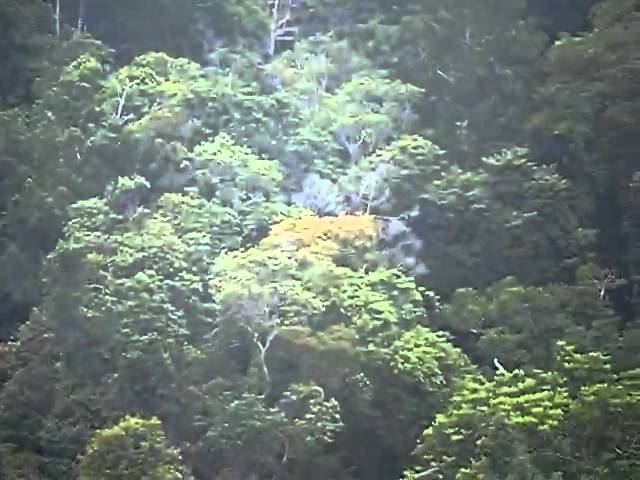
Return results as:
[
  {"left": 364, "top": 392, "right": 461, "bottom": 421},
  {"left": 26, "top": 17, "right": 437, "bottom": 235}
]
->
[
  {"left": 0, "top": 0, "right": 53, "bottom": 107},
  {"left": 528, "top": 0, "right": 640, "bottom": 321}
]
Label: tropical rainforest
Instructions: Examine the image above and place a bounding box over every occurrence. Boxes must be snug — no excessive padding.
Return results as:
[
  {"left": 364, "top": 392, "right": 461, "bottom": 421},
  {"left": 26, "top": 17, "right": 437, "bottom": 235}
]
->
[{"left": 0, "top": 0, "right": 638, "bottom": 479}]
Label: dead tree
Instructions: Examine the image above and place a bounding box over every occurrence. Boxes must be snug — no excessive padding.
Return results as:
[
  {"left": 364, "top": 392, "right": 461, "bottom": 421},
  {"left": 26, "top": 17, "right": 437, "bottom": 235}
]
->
[{"left": 266, "top": 0, "right": 298, "bottom": 57}]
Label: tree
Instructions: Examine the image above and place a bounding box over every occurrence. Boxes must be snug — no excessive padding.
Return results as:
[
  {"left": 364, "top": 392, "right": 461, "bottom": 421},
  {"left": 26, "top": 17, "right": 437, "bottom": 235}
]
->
[
  {"left": 528, "top": 0, "right": 640, "bottom": 321},
  {"left": 415, "top": 148, "right": 585, "bottom": 293},
  {"left": 0, "top": 35, "right": 113, "bottom": 316},
  {"left": 0, "top": 2, "right": 635, "bottom": 479},
  {"left": 289, "top": 0, "right": 549, "bottom": 165},
  {"left": 406, "top": 342, "right": 640, "bottom": 479},
  {"left": 0, "top": 0, "right": 53, "bottom": 107},
  {"left": 0, "top": 46, "right": 273, "bottom": 329},
  {"left": 52, "top": 0, "right": 270, "bottom": 64},
  {"left": 0, "top": 131, "right": 291, "bottom": 476},
  {"left": 439, "top": 276, "right": 622, "bottom": 371},
  {"left": 77, "top": 416, "right": 186, "bottom": 480},
  {"left": 0, "top": 174, "right": 469, "bottom": 478}
]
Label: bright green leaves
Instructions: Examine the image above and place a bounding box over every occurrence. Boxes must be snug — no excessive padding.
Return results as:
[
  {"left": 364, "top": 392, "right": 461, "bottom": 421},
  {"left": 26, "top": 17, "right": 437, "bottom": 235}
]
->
[
  {"left": 558, "top": 343, "right": 640, "bottom": 477},
  {"left": 340, "top": 134, "right": 447, "bottom": 214},
  {"left": 565, "top": 367, "right": 640, "bottom": 476},
  {"left": 101, "top": 52, "right": 205, "bottom": 134},
  {"left": 260, "top": 37, "right": 423, "bottom": 181},
  {"left": 193, "top": 133, "right": 285, "bottom": 230},
  {"left": 0, "top": 135, "right": 291, "bottom": 475},
  {"left": 408, "top": 343, "right": 640, "bottom": 479},
  {"left": 336, "top": 267, "right": 426, "bottom": 339},
  {"left": 388, "top": 326, "right": 472, "bottom": 389},
  {"left": 78, "top": 416, "right": 186, "bottom": 480},
  {"left": 209, "top": 212, "right": 425, "bottom": 340},
  {"left": 0, "top": 2, "right": 631, "bottom": 480},
  {"left": 408, "top": 369, "right": 571, "bottom": 479},
  {"left": 289, "top": 73, "right": 423, "bottom": 180},
  {"left": 209, "top": 212, "right": 433, "bottom": 383},
  {"left": 264, "top": 37, "right": 373, "bottom": 96}
]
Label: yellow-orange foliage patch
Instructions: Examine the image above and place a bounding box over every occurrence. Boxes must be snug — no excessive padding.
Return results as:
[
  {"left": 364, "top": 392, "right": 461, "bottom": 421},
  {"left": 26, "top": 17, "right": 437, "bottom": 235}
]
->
[{"left": 262, "top": 214, "right": 378, "bottom": 261}]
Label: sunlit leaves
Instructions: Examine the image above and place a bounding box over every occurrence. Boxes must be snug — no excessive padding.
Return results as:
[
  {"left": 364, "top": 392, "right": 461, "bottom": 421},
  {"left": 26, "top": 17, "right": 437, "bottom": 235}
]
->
[{"left": 78, "top": 416, "right": 186, "bottom": 480}]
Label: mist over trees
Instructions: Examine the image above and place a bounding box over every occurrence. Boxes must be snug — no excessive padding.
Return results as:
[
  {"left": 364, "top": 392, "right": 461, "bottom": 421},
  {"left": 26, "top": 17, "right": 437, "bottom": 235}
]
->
[{"left": 0, "top": 1, "right": 639, "bottom": 478}]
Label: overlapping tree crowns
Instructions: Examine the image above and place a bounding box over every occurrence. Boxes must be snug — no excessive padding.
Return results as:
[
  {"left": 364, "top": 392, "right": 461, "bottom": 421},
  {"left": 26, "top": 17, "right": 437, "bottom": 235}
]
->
[
  {"left": 529, "top": 0, "right": 640, "bottom": 181},
  {"left": 292, "top": 138, "right": 586, "bottom": 292},
  {"left": 191, "top": 381, "right": 347, "bottom": 479},
  {"left": 387, "top": 326, "right": 474, "bottom": 390},
  {"left": 437, "top": 276, "right": 622, "bottom": 372},
  {"left": 96, "top": 38, "right": 423, "bottom": 189},
  {"left": 338, "top": 135, "right": 448, "bottom": 213},
  {"left": 279, "top": 0, "right": 548, "bottom": 165},
  {"left": 0, "top": 2, "right": 636, "bottom": 480},
  {"left": 1, "top": 122, "right": 473, "bottom": 477},
  {"left": 414, "top": 147, "right": 587, "bottom": 293},
  {"left": 0, "top": 134, "right": 291, "bottom": 475},
  {"left": 0, "top": 28, "right": 428, "bottom": 318},
  {"left": 405, "top": 367, "right": 572, "bottom": 479},
  {"left": 0, "top": 0, "right": 54, "bottom": 107},
  {"left": 222, "top": 35, "right": 420, "bottom": 186},
  {"left": 0, "top": 45, "right": 265, "bottom": 309},
  {"left": 0, "top": 36, "right": 115, "bottom": 307},
  {"left": 527, "top": 0, "right": 640, "bottom": 324},
  {"left": 209, "top": 211, "right": 425, "bottom": 338},
  {"left": 286, "top": 74, "right": 423, "bottom": 181},
  {"left": 405, "top": 341, "right": 640, "bottom": 479},
  {"left": 53, "top": 0, "right": 272, "bottom": 65},
  {"left": 208, "top": 209, "right": 474, "bottom": 478}
]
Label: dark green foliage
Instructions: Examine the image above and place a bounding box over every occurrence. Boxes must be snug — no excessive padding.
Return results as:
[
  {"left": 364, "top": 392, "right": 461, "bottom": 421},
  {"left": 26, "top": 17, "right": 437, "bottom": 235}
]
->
[
  {"left": 0, "top": 47, "right": 268, "bottom": 313},
  {"left": 0, "top": 169, "right": 466, "bottom": 477},
  {"left": 0, "top": 2, "right": 636, "bottom": 479},
  {"left": 0, "top": 36, "right": 114, "bottom": 306},
  {"left": 58, "top": 0, "right": 270, "bottom": 63},
  {"left": 0, "top": 134, "right": 291, "bottom": 475},
  {"left": 417, "top": 148, "right": 585, "bottom": 293},
  {"left": 528, "top": 0, "right": 640, "bottom": 319},
  {"left": 439, "top": 276, "right": 621, "bottom": 371},
  {"left": 372, "top": 0, "right": 547, "bottom": 164},
  {"left": 527, "top": 0, "right": 601, "bottom": 37},
  {"left": 292, "top": 0, "right": 548, "bottom": 164},
  {"left": 0, "top": 0, "right": 53, "bottom": 107},
  {"left": 529, "top": 0, "right": 640, "bottom": 191}
]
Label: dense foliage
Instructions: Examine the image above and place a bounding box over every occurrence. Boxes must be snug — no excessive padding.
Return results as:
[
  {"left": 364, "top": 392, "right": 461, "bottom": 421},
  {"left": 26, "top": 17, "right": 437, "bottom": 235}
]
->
[{"left": 0, "top": 1, "right": 638, "bottom": 479}]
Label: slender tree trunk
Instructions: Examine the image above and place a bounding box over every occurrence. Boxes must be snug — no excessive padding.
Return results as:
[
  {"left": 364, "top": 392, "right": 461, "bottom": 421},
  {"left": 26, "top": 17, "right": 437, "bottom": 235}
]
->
[
  {"left": 77, "top": 0, "right": 86, "bottom": 33},
  {"left": 55, "top": 0, "right": 60, "bottom": 37}
]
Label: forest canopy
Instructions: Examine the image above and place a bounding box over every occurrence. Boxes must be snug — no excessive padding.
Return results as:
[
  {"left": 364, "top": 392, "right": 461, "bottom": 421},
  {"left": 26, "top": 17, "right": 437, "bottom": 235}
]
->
[{"left": 0, "top": 1, "right": 639, "bottom": 479}]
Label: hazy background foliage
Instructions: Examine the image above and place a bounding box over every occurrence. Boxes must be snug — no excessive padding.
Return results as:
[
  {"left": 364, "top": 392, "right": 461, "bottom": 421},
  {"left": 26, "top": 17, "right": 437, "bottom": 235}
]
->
[{"left": 0, "top": 1, "right": 639, "bottom": 479}]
